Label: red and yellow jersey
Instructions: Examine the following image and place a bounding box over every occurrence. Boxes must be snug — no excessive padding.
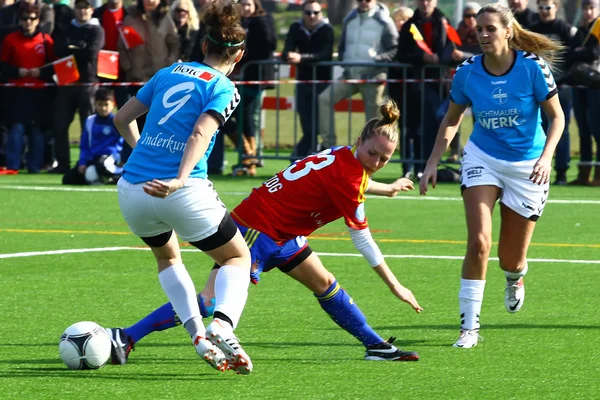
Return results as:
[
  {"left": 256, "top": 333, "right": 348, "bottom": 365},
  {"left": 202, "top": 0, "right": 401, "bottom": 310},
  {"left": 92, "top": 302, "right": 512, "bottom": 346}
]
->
[{"left": 232, "top": 146, "right": 369, "bottom": 242}]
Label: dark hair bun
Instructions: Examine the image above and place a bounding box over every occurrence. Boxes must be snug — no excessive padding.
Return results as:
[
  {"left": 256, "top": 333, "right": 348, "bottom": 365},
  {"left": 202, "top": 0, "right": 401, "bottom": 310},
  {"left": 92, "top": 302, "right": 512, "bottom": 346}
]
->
[{"left": 203, "top": 0, "right": 243, "bottom": 32}]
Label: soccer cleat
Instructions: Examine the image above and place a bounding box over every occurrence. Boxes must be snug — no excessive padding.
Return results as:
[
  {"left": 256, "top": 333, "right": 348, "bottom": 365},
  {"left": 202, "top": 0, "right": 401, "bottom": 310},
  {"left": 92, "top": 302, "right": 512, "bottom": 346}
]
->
[
  {"left": 453, "top": 329, "right": 480, "bottom": 348},
  {"left": 106, "top": 328, "right": 134, "bottom": 365},
  {"left": 364, "top": 337, "right": 419, "bottom": 361},
  {"left": 206, "top": 319, "right": 253, "bottom": 375},
  {"left": 193, "top": 335, "right": 228, "bottom": 372},
  {"left": 504, "top": 277, "right": 525, "bottom": 313}
]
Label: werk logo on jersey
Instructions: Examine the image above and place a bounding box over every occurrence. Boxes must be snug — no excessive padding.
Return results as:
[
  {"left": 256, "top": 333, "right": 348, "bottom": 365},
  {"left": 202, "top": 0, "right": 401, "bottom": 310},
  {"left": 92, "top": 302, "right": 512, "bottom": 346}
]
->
[{"left": 172, "top": 64, "right": 215, "bottom": 82}]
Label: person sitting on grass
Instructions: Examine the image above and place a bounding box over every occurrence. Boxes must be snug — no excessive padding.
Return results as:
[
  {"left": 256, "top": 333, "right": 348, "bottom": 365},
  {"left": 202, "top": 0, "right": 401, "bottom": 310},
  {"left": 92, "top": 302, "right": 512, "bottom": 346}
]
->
[{"left": 62, "top": 88, "right": 123, "bottom": 185}]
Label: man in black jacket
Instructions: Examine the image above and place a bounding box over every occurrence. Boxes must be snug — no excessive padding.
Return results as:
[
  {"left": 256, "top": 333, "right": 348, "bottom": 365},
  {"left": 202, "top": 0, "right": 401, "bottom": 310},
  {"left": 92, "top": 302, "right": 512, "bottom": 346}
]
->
[
  {"left": 282, "top": 0, "right": 334, "bottom": 159},
  {"left": 509, "top": 0, "right": 539, "bottom": 28},
  {"left": 397, "top": 0, "right": 451, "bottom": 178},
  {"left": 50, "top": 0, "right": 104, "bottom": 173},
  {"left": 531, "top": 0, "right": 577, "bottom": 184}
]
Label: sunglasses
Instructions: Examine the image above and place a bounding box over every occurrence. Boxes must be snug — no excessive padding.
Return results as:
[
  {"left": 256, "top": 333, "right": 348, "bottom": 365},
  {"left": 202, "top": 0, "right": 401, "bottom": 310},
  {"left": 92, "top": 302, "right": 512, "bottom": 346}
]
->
[
  {"left": 175, "top": 8, "right": 189, "bottom": 14},
  {"left": 356, "top": 0, "right": 372, "bottom": 3},
  {"left": 304, "top": 10, "right": 321, "bottom": 16},
  {"left": 463, "top": 13, "right": 477, "bottom": 18},
  {"left": 21, "top": 16, "right": 38, "bottom": 21},
  {"left": 538, "top": 5, "right": 555, "bottom": 11}
]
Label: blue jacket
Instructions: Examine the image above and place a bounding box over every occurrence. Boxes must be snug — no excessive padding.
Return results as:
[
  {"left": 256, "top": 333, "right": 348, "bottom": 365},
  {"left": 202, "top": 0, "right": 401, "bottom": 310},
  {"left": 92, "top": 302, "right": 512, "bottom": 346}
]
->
[{"left": 78, "top": 113, "right": 123, "bottom": 167}]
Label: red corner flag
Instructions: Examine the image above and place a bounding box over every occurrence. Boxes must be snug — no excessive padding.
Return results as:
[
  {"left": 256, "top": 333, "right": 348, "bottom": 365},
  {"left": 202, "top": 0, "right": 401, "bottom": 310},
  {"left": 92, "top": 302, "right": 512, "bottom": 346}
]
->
[
  {"left": 119, "top": 25, "right": 144, "bottom": 50},
  {"left": 97, "top": 50, "right": 119, "bottom": 80},
  {"left": 443, "top": 19, "right": 463, "bottom": 46},
  {"left": 409, "top": 24, "right": 433, "bottom": 55},
  {"left": 53, "top": 55, "right": 80, "bottom": 85}
]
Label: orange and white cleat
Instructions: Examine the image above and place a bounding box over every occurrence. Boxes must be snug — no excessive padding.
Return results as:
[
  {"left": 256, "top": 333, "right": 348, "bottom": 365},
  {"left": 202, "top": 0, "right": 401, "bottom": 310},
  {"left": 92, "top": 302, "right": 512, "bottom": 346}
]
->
[
  {"left": 206, "top": 319, "right": 253, "bottom": 375},
  {"left": 194, "top": 335, "right": 228, "bottom": 372}
]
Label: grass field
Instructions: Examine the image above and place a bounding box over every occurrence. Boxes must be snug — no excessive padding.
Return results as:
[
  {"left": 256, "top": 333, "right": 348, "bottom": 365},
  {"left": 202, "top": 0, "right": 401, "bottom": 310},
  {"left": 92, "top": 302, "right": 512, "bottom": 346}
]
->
[{"left": 0, "top": 154, "right": 599, "bottom": 399}]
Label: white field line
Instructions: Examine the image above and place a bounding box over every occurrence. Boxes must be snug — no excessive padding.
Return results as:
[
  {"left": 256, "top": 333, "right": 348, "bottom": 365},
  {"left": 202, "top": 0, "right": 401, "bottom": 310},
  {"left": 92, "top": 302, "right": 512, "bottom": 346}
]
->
[
  {"left": 0, "top": 246, "right": 599, "bottom": 264},
  {"left": 1, "top": 184, "right": 599, "bottom": 204}
]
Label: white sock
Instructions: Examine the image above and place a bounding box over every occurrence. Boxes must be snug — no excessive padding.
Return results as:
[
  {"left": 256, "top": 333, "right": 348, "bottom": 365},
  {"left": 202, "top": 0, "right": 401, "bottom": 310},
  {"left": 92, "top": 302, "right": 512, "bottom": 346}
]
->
[
  {"left": 459, "top": 278, "right": 486, "bottom": 331},
  {"left": 214, "top": 265, "right": 250, "bottom": 329},
  {"left": 504, "top": 262, "right": 528, "bottom": 281},
  {"left": 158, "top": 264, "right": 205, "bottom": 336}
]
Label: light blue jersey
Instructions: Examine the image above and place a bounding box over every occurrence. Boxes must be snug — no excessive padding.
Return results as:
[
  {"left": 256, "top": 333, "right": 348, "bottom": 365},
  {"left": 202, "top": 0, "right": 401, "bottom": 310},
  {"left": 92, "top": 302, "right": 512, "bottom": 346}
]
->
[
  {"left": 123, "top": 63, "right": 240, "bottom": 184},
  {"left": 450, "top": 51, "right": 557, "bottom": 161}
]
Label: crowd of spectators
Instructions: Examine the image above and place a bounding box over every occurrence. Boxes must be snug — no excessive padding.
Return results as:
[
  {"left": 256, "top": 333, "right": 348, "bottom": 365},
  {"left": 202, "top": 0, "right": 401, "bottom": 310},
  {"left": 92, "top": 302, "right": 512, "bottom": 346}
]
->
[{"left": 0, "top": 0, "right": 598, "bottom": 186}]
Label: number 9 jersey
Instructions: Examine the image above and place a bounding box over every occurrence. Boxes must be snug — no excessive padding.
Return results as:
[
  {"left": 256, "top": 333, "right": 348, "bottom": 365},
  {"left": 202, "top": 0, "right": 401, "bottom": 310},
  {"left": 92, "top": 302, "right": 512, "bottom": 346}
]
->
[
  {"left": 231, "top": 146, "right": 370, "bottom": 242},
  {"left": 123, "top": 63, "right": 240, "bottom": 184}
]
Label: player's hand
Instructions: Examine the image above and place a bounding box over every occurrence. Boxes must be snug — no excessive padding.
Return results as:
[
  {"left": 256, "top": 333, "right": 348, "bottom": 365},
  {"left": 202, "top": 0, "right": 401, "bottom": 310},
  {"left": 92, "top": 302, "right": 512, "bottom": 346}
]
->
[
  {"left": 77, "top": 165, "right": 86, "bottom": 174},
  {"left": 391, "top": 285, "right": 423, "bottom": 313},
  {"left": 387, "top": 178, "right": 414, "bottom": 196},
  {"left": 530, "top": 157, "right": 551, "bottom": 185},
  {"left": 419, "top": 163, "right": 438, "bottom": 195},
  {"left": 143, "top": 178, "right": 185, "bottom": 198}
]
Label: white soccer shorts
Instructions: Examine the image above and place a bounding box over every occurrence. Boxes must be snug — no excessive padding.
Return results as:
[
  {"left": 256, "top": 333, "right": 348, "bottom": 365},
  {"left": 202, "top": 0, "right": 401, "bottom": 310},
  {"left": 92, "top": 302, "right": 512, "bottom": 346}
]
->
[
  {"left": 117, "top": 177, "right": 227, "bottom": 242},
  {"left": 460, "top": 141, "right": 549, "bottom": 221}
]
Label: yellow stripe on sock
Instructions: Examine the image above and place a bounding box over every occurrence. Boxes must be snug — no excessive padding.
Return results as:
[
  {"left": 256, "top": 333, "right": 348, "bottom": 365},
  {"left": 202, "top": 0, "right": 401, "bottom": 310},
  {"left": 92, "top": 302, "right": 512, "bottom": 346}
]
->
[{"left": 318, "top": 282, "right": 341, "bottom": 301}]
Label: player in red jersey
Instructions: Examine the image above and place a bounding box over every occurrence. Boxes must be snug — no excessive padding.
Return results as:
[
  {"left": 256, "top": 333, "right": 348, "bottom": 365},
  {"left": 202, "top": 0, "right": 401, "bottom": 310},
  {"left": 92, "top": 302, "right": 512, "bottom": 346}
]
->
[{"left": 107, "top": 99, "right": 423, "bottom": 365}]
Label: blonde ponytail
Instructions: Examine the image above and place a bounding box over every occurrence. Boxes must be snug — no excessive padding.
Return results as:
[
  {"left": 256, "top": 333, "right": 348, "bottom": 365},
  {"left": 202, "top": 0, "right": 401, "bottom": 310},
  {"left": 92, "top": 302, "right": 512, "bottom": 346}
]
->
[
  {"left": 477, "top": 3, "right": 565, "bottom": 72},
  {"left": 358, "top": 98, "right": 400, "bottom": 143}
]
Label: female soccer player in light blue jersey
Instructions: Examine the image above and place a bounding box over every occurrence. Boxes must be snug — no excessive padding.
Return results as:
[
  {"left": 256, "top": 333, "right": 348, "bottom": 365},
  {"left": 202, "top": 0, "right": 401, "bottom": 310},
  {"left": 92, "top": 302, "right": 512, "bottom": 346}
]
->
[
  {"left": 420, "top": 3, "right": 565, "bottom": 348},
  {"left": 112, "top": 1, "right": 253, "bottom": 374}
]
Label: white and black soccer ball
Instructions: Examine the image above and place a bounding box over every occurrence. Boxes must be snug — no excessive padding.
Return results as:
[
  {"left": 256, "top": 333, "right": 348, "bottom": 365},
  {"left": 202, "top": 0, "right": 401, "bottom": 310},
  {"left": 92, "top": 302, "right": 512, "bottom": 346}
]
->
[{"left": 59, "top": 321, "right": 112, "bottom": 370}]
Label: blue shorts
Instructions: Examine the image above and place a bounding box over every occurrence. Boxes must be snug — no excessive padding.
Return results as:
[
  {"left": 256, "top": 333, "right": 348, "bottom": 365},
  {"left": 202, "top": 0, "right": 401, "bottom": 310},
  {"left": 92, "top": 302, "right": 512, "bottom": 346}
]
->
[{"left": 236, "top": 221, "right": 312, "bottom": 284}]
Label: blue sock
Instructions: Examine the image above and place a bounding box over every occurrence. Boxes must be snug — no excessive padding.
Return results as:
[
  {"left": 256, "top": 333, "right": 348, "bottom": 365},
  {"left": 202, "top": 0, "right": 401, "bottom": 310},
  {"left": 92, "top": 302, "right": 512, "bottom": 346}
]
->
[
  {"left": 316, "top": 281, "right": 383, "bottom": 347},
  {"left": 124, "top": 295, "right": 216, "bottom": 344}
]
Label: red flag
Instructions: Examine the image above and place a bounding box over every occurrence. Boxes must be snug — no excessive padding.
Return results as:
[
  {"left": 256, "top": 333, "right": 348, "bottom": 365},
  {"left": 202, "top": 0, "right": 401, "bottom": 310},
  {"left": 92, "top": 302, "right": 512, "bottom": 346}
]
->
[
  {"left": 97, "top": 50, "right": 119, "bottom": 80},
  {"left": 119, "top": 25, "right": 144, "bottom": 50},
  {"left": 409, "top": 24, "right": 433, "bottom": 55},
  {"left": 53, "top": 55, "right": 80, "bottom": 85},
  {"left": 443, "top": 19, "right": 463, "bottom": 46}
]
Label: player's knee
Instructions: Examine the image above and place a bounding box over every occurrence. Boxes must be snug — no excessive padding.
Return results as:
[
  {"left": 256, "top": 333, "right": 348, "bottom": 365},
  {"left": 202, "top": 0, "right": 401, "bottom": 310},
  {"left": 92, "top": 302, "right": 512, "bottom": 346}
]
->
[
  {"left": 497, "top": 252, "right": 526, "bottom": 272},
  {"left": 466, "top": 233, "right": 492, "bottom": 260},
  {"left": 313, "top": 273, "right": 337, "bottom": 296}
]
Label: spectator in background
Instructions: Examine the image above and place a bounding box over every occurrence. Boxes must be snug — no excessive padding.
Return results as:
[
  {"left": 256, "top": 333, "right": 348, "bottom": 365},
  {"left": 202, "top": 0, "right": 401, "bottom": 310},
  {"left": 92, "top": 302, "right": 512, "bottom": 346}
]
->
[
  {"left": 1, "top": 0, "right": 16, "bottom": 8},
  {"left": 169, "top": 0, "right": 199, "bottom": 62},
  {"left": 387, "top": 6, "right": 412, "bottom": 125},
  {"left": 119, "top": 0, "right": 179, "bottom": 83},
  {"left": 62, "top": 88, "right": 123, "bottom": 185},
  {"left": 569, "top": 0, "right": 600, "bottom": 186},
  {"left": 0, "top": 0, "right": 54, "bottom": 43},
  {"left": 392, "top": 6, "right": 413, "bottom": 32},
  {"left": 223, "top": 0, "right": 276, "bottom": 176},
  {"left": 0, "top": 1, "right": 56, "bottom": 175},
  {"left": 434, "top": 2, "right": 481, "bottom": 165},
  {"left": 117, "top": 0, "right": 179, "bottom": 164},
  {"left": 93, "top": 0, "right": 129, "bottom": 108},
  {"left": 397, "top": 0, "right": 451, "bottom": 178},
  {"left": 50, "top": 0, "right": 104, "bottom": 174},
  {"left": 47, "top": 0, "right": 74, "bottom": 40},
  {"left": 509, "top": 0, "right": 538, "bottom": 28},
  {"left": 531, "top": 0, "right": 576, "bottom": 185},
  {"left": 282, "top": 0, "right": 334, "bottom": 159},
  {"left": 318, "top": 0, "right": 397, "bottom": 148}
]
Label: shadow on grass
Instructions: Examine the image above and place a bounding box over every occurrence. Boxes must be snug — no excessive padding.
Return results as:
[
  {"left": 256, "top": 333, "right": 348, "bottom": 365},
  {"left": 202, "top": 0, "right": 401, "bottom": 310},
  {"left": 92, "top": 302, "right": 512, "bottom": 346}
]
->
[
  {"left": 0, "top": 368, "right": 225, "bottom": 381},
  {"left": 373, "top": 323, "right": 600, "bottom": 331}
]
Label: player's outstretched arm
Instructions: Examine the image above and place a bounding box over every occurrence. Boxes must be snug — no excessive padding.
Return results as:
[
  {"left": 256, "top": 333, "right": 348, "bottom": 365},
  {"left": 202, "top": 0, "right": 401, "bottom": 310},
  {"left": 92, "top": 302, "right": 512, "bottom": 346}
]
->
[
  {"left": 367, "top": 178, "right": 414, "bottom": 197},
  {"left": 420, "top": 100, "right": 468, "bottom": 195},
  {"left": 348, "top": 227, "right": 423, "bottom": 313},
  {"left": 373, "top": 261, "right": 423, "bottom": 313}
]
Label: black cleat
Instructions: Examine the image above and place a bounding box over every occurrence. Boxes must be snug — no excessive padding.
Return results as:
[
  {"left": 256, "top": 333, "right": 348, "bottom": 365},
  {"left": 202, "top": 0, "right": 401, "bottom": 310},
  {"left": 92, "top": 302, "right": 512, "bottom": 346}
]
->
[
  {"left": 365, "top": 337, "right": 419, "bottom": 361},
  {"left": 106, "top": 328, "right": 134, "bottom": 365}
]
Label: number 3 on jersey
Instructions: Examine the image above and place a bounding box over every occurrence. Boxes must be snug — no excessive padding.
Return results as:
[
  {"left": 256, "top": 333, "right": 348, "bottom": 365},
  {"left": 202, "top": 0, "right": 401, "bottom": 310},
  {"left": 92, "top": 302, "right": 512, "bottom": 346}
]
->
[{"left": 282, "top": 150, "right": 335, "bottom": 181}]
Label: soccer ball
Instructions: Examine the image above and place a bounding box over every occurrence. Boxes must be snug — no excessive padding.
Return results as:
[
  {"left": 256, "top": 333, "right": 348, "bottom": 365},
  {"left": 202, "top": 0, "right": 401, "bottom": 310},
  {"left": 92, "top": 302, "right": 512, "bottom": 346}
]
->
[
  {"left": 84, "top": 165, "right": 100, "bottom": 184},
  {"left": 59, "top": 321, "right": 112, "bottom": 370}
]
